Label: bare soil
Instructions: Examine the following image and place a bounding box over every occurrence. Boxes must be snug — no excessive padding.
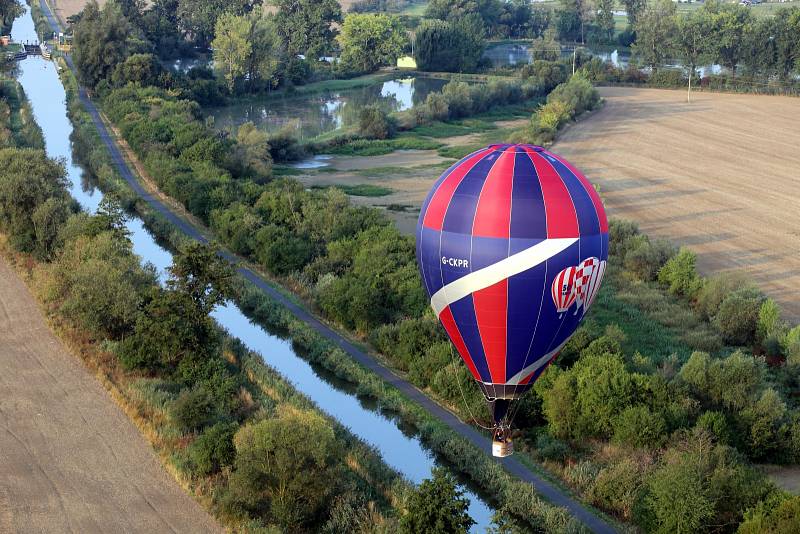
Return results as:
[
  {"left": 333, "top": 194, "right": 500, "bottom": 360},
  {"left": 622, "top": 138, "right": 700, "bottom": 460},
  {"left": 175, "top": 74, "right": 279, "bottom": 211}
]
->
[
  {"left": 0, "top": 255, "right": 221, "bottom": 534},
  {"left": 551, "top": 86, "right": 800, "bottom": 322}
]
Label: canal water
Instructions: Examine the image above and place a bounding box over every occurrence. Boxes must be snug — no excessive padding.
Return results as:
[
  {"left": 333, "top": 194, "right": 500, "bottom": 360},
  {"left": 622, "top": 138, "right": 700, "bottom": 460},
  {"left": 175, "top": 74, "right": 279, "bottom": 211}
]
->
[
  {"left": 11, "top": 6, "right": 496, "bottom": 530},
  {"left": 208, "top": 76, "right": 448, "bottom": 140}
]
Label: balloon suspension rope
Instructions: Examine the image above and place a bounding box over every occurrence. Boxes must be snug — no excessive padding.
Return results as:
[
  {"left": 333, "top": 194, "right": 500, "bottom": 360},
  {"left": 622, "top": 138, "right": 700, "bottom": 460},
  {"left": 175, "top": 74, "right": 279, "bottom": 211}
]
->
[{"left": 451, "top": 345, "right": 494, "bottom": 431}]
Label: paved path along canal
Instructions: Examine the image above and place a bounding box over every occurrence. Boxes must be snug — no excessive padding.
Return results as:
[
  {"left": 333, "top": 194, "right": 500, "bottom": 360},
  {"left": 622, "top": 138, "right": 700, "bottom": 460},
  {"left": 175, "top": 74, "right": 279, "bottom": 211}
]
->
[{"left": 36, "top": 1, "right": 617, "bottom": 531}]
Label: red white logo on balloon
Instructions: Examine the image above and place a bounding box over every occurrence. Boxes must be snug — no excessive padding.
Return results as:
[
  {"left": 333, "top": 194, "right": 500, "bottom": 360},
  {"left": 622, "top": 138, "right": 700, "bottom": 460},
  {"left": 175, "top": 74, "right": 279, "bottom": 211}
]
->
[{"left": 551, "top": 257, "right": 606, "bottom": 316}]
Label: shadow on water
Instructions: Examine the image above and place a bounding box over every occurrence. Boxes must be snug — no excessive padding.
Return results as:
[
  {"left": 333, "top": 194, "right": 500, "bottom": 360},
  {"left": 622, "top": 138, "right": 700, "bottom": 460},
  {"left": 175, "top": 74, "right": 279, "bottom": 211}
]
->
[{"left": 11, "top": 6, "right": 496, "bottom": 531}]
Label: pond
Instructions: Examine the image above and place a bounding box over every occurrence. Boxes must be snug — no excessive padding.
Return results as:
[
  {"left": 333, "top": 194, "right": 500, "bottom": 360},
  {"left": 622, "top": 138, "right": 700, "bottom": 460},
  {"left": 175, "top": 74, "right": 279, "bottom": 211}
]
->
[
  {"left": 11, "top": 6, "right": 496, "bottom": 531},
  {"left": 208, "top": 76, "right": 448, "bottom": 140}
]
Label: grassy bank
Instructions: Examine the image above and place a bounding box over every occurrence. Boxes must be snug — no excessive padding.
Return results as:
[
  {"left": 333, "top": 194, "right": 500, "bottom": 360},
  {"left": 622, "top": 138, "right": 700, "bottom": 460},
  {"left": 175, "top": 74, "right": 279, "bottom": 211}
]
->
[{"left": 0, "top": 78, "right": 44, "bottom": 149}]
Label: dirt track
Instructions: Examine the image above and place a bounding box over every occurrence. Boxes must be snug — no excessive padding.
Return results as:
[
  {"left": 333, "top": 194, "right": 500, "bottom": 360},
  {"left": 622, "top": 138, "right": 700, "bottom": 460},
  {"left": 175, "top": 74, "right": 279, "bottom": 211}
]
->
[
  {"left": 0, "top": 256, "right": 221, "bottom": 534},
  {"left": 552, "top": 86, "right": 800, "bottom": 322}
]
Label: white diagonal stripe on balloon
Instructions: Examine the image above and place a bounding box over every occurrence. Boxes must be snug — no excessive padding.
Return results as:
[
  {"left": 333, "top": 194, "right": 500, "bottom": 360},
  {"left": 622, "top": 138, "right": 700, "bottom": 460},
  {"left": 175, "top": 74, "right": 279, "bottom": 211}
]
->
[{"left": 430, "top": 237, "right": 578, "bottom": 317}]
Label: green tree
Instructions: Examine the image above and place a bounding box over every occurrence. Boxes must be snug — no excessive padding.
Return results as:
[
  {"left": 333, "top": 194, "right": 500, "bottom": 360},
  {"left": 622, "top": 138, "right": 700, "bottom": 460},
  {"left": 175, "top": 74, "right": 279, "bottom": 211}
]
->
[
  {"left": 633, "top": 0, "right": 677, "bottom": 71},
  {"left": 246, "top": 11, "right": 282, "bottom": 91},
  {"left": 212, "top": 12, "right": 252, "bottom": 92},
  {"left": 0, "top": 0, "right": 23, "bottom": 32},
  {"left": 657, "top": 247, "right": 702, "bottom": 297},
  {"left": 43, "top": 232, "right": 154, "bottom": 340},
  {"left": 188, "top": 421, "right": 238, "bottom": 475},
  {"left": 674, "top": 9, "right": 714, "bottom": 102},
  {"left": 0, "top": 148, "right": 69, "bottom": 258},
  {"left": 274, "top": 0, "right": 342, "bottom": 58},
  {"left": 738, "top": 495, "right": 800, "bottom": 534},
  {"left": 645, "top": 447, "right": 715, "bottom": 533},
  {"left": 425, "top": 0, "right": 502, "bottom": 29},
  {"left": 168, "top": 242, "right": 235, "bottom": 318},
  {"left": 337, "top": 13, "right": 406, "bottom": 73},
  {"left": 73, "top": 0, "right": 146, "bottom": 89},
  {"left": 415, "top": 17, "right": 486, "bottom": 72},
  {"left": 596, "top": 0, "right": 615, "bottom": 43},
  {"left": 111, "top": 53, "right": 161, "bottom": 87},
  {"left": 623, "top": 0, "right": 646, "bottom": 26},
  {"left": 400, "top": 467, "right": 475, "bottom": 534},
  {"left": 228, "top": 408, "right": 340, "bottom": 529},
  {"left": 706, "top": 1, "right": 752, "bottom": 78},
  {"left": 177, "top": 0, "right": 251, "bottom": 48},
  {"left": 714, "top": 288, "right": 764, "bottom": 346}
]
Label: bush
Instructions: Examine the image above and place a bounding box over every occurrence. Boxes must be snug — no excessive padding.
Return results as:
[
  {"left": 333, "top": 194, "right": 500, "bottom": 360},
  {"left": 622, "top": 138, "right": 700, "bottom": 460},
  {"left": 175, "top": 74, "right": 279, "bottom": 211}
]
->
[
  {"left": 695, "top": 272, "right": 753, "bottom": 320},
  {"left": 535, "top": 432, "right": 569, "bottom": 462},
  {"left": 268, "top": 126, "right": 306, "bottom": 163},
  {"left": 648, "top": 69, "right": 686, "bottom": 88},
  {"left": 590, "top": 458, "right": 646, "bottom": 520},
  {"left": 547, "top": 74, "right": 599, "bottom": 117},
  {"left": 612, "top": 405, "right": 667, "bottom": 449},
  {"left": 694, "top": 411, "right": 730, "bottom": 444},
  {"left": 756, "top": 299, "right": 783, "bottom": 344},
  {"left": 623, "top": 236, "right": 676, "bottom": 281},
  {"left": 657, "top": 247, "right": 703, "bottom": 298},
  {"left": 171, "top": 387, "right": 218, "bottom": 433},
  {"left": 358, "top": 105, "right": 395, "bottom": 140},
  {"left": 188, "top": 421, "right": 238, "bottom": 475},
  {"left": 714, "top": 287, "right": 765, "bottom": 346}
]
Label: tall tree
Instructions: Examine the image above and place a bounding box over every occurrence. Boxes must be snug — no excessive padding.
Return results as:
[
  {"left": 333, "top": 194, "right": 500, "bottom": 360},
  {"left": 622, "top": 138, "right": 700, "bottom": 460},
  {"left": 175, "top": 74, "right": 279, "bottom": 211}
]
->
[
  {"left": 705, "top": 1, "right": 752, "bottom": 78},
  {"left": 674, "top": 9, "right": 713, "bottom": 101},
  {"left": 623, "top": 0, "right": 646, "bottom": 26},
  {"left": 177, "top": 0, "right": 253, "bottom": 48},
  {"left": 633, "top": 0, "right": 677, "bottom": 71},
  {"left": 337, "top": 13, "right": 406, "bottom": 73},
  {"left": 212, "top": 12, "right": 252, "bottom": 91},
  {"left": 0, "top": 0, "right": 23, "bottom": 32},
  {"left": 558, "top": 0, "right": 592, "bottom": 43},
  {"left": 400, "top": 467, "right": 475, "bottom": 534},
  {"left": 596, "top": 0, "right": 616, "bottom": 44},
  {"left": 274, "top": 0, "right": 341, "bottom": 58},
  {"left": 73, "top": 0, "right": 146, "bottom": 89}
]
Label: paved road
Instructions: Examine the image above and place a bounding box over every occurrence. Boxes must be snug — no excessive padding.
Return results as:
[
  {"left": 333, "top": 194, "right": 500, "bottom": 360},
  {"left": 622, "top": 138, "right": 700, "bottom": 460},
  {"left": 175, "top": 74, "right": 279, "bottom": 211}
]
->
[
  {"left": 39, "top": 1, "right": 616, "bottom": 531},
  {"left": 0, "top": 256, "right": 222, "bottom": 534}
]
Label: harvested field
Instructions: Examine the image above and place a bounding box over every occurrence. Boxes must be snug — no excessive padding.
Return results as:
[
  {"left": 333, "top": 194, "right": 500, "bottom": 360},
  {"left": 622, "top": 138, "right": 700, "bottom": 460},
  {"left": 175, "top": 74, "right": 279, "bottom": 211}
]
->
[
  {"left": 552, "top": 86, "right": 800, "bottom": 322},
  {"left": 0, "top": 255, "right": 221, "bottom": 534}
]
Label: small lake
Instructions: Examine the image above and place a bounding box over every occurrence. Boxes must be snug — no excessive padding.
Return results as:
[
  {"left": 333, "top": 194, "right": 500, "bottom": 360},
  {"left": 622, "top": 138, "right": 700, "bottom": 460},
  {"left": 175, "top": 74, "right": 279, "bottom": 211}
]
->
[
  {"left": 209, "top": 76, "right": 448, "bottom": 139},
  {"left": 11, "top": 6, "right": 496, "bottom": 531}
]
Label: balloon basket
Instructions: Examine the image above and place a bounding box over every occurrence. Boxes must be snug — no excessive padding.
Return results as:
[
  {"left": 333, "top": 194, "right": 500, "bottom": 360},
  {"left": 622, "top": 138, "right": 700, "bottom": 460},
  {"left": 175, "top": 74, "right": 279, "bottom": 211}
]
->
[{"left": 492, "top": 437, "right": 513, "bottom": 457}]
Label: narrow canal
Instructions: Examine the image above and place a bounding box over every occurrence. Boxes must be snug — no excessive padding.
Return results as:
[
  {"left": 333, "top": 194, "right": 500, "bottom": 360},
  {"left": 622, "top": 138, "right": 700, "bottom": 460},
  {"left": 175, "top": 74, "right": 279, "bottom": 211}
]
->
[{"left": 11, "top": 6, "right": 497, "bottom": 530}]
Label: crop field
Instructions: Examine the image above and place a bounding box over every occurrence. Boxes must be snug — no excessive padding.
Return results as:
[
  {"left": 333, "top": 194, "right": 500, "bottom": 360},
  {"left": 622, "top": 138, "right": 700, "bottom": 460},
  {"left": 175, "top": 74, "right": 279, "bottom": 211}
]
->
[
  {"left": 552, "top": 86, "right": 800, "bottom": 322},
  {"left": 0, "top": 255, "right": 221, "bottom": 534}
]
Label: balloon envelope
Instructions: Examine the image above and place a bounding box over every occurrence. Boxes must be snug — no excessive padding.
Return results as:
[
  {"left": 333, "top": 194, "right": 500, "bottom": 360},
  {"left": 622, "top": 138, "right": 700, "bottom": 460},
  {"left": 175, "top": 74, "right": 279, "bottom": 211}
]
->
[{"left": 416, "top": 144, "right": 608, "bottom": 400}]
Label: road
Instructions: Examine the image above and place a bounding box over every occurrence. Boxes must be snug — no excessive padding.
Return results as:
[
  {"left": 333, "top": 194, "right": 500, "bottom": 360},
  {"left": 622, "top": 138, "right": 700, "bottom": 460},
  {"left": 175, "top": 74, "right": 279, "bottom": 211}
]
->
[
  {"left": 37, "top": 1, "right": 616, "bottom": 531},
  {"left": 0, "top": 256, "right": 221, "bottom": 534}
]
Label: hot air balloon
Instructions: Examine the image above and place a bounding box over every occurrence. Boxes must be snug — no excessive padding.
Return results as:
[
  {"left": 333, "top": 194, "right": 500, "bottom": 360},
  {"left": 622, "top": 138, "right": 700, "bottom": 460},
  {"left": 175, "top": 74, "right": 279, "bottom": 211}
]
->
[{"left": 415, "top": 144, "right": 608, "bottom": 457}]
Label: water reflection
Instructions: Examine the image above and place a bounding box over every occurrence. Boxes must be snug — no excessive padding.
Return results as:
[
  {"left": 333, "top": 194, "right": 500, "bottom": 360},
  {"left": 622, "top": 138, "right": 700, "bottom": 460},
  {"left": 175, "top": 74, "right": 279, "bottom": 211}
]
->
[
  {"left": 209, "top": 76, "right": 447, "bottom": 139},
  {"left": 11, "top": 7, "right": 495, "bottom": 530}
]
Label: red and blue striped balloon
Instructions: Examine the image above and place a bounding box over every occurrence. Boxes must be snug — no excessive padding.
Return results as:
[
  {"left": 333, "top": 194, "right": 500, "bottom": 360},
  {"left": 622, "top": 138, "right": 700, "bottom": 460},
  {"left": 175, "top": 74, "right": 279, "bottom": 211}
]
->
[{"left": 416, "top": 144, "right": 608, "bottom": 402}]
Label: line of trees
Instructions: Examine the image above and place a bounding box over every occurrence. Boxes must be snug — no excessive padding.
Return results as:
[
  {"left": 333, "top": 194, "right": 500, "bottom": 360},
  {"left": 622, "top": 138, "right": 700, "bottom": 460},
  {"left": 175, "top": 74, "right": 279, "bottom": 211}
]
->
[{"left": 633, "top": 0, "right": 800, "bottom": 82}]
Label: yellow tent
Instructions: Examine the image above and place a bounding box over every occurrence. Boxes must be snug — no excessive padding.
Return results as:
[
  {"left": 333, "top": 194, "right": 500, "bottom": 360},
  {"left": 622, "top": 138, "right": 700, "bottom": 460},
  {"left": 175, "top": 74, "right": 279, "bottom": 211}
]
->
[{"left": 397, "top": 56, "right": 417, "bottom": 69}]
